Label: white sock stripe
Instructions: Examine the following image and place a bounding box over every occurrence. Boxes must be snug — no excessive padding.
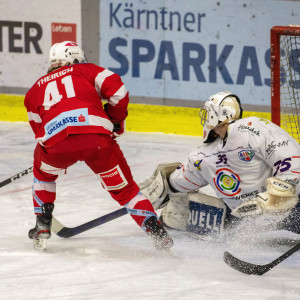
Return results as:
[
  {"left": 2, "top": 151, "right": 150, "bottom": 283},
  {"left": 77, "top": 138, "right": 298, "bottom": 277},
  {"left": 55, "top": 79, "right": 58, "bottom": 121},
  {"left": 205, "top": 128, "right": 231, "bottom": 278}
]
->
[
  {"left": 33, "top": 182, "right": 56, "bottom": 193},
  {"left": 125, "top": 193, "right": 147, "bottom": 209}
]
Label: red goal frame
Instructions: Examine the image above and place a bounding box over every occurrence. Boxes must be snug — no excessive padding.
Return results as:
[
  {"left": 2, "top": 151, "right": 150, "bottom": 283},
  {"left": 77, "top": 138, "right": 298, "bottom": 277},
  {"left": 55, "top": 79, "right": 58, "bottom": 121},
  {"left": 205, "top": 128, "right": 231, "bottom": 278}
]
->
[{"left": 270, "top": 25, "right": 300, "bottom": 126}]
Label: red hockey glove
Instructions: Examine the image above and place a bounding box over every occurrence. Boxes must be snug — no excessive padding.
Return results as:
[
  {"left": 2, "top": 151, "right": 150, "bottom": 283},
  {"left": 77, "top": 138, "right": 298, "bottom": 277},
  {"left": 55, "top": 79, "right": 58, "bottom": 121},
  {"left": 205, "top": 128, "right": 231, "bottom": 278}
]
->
[
  {"left": 104, "top": 103, "right": 127, "bottom": 138},
  {"left": 112, "top": 120, "right": 126, "bottom": 138}
]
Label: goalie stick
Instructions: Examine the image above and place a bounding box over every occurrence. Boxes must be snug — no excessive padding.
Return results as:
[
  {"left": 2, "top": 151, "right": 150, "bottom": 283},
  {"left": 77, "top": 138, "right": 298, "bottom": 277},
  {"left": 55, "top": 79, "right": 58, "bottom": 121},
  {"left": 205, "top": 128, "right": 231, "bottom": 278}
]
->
[
  {"left": 223, "top": 242, "right": 300, "bottom": 275},
  {"left": 51, "top": 207, "right": 128, "bottom": 238},
  {"left": 0, "top": 166, "right": 33, "bottom": 188}
]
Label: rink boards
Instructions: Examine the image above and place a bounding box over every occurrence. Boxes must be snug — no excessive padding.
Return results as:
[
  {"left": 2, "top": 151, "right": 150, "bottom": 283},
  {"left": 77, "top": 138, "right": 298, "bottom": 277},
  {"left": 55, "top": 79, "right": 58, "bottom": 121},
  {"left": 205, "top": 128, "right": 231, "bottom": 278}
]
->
[{"left": 0, "top": 94, "right": 272, "bottom": 136}]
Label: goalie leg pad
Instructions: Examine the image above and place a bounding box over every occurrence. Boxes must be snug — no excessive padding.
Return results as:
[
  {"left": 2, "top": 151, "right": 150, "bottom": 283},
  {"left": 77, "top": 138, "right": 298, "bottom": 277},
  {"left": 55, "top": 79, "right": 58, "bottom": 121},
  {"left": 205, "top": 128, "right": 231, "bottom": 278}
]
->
[
  {"left": 186, "top": 193, "right": 227, "bottom": 237},
  {"left": 160, "top": 193, "right": 189, "bottom": 231},
  {"left": 139, "top": 162, "right": 181, "bottom": 210},
  {"left": 160, "top": 192, "right": 227, "bottom": 237}
]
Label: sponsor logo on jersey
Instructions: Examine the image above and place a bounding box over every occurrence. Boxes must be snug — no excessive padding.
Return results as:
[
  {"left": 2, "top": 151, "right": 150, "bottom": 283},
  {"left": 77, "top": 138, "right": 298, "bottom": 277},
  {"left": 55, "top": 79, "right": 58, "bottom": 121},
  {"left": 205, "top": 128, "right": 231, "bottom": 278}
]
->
[
  {"left": 266, "top": 140, "right": 289, "bottom": 157},
  {"left": 285, "top": 177, "right": 299, "bottom": 186},
  {"left": 194, "top": 160, "right": 202, "bottom": 170},
  {"left": 78, "top": 114, "right": 86, "bottom": 122},
  {"left": 213, "top": 168, "right": 241, "bottom": 196},
  {"left": 238, "top": 150, "right": 254, "bottom": 162},
  {"left": 233, "top": 190, "right": 259, "bottom": 201},
  {"left": 44, "top": 108, "right": 89, "bottom": 141},
  {"left": 237, "top": 124, "right": 260, "bottom": 136}
]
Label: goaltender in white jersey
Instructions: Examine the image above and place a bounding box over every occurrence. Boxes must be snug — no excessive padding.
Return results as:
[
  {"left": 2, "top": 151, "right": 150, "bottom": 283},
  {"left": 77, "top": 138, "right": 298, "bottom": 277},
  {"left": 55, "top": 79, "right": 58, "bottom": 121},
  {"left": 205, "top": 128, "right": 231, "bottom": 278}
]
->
[{"left": 140, "top": 91, "right": 300, "bottom": 238}]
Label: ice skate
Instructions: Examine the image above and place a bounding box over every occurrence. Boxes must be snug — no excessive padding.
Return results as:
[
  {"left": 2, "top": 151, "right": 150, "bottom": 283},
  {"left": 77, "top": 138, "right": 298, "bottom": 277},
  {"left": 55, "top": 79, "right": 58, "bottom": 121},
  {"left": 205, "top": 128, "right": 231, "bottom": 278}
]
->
[
  {"left": 144, "top": 216, "right": 174, "bottom": 250},
  {"left": 28, "top": 203, "right": 54, "bottom": 250}
]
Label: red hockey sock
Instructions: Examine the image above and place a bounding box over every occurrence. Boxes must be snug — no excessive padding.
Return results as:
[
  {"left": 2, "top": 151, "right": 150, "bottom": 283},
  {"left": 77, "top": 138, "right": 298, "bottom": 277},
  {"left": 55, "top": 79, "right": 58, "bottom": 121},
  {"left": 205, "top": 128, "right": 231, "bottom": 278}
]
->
[{"left": 125, "top": 193, "right": 158, "bottom": 229}]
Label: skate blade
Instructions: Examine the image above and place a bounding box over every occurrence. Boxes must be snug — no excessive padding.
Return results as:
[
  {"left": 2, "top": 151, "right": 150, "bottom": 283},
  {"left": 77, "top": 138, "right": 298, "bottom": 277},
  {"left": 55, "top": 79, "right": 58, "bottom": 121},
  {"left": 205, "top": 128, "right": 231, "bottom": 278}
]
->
[{"left": 33, "top": 238, "right": 48, "bottom": 251}]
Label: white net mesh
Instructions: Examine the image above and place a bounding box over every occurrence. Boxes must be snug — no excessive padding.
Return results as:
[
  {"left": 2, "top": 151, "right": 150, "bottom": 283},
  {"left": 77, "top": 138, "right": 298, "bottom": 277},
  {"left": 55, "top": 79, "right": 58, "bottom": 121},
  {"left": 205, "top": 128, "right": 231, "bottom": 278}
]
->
[{"left": 279, "top": 34, "right": 300, "bottom": 143}]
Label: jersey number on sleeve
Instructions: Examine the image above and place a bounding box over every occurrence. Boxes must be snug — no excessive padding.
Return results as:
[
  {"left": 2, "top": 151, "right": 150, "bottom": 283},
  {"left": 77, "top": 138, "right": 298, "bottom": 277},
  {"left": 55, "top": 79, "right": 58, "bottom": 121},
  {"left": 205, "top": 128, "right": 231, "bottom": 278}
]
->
[
  {"left": 43, "top": 76, "right": 75, "bottom": 110},
  {"left": 273, "top": 158, "right": 292, "bottom": 176}
]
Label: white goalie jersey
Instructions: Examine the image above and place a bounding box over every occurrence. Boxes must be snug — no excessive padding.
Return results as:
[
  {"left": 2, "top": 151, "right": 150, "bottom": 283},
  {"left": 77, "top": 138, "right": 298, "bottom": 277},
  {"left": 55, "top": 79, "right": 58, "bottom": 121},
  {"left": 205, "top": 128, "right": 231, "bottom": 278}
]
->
[{"left": 169, "top": 117, "right": 300, "bottom": 211}]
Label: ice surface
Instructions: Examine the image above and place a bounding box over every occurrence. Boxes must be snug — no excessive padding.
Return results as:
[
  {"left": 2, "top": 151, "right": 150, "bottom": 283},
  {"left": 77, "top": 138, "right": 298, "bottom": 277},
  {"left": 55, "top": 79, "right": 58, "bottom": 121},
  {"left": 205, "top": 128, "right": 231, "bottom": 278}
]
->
[{"left": 0, "top": 122, "right": 299, "bottom": 300}]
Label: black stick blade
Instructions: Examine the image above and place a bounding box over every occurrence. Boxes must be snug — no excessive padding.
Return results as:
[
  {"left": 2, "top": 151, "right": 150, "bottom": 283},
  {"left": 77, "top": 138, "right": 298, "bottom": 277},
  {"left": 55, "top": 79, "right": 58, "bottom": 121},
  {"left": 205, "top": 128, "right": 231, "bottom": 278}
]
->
[
  {"left": 55, "top": 207, "right": 128, "bottom": 238},
  {"left": 224, "top": 243, "right": 300, "bottom": 276},
  {"left": 223, "top": 251, "right": 271, "bottom": 276}
]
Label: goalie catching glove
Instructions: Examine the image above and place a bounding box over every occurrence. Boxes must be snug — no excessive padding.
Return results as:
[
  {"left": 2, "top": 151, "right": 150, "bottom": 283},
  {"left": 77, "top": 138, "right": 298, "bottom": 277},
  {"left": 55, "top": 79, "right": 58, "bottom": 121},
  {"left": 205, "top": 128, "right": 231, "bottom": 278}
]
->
[
  {"left": 231, "top": 177, "right": 298, "bottom": 218},
  {"left": 139, "top": 162, "right": 181, "bottom": 210}
]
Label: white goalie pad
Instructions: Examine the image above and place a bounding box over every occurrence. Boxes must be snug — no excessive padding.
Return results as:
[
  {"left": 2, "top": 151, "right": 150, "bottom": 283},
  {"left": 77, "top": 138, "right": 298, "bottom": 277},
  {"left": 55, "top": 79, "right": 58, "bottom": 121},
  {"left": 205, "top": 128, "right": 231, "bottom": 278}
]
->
[
  {"left": 160, "top": 192, "right": 227, "bottom": 238},
  {"left": 139, "top": 162, "right": 181, "bottom": 210},
  {"left": 160, "top": 193, "right": 190, "bottom": 231},
  {"left": 186, "top": 192, "right": 227, "bottom": 237}
]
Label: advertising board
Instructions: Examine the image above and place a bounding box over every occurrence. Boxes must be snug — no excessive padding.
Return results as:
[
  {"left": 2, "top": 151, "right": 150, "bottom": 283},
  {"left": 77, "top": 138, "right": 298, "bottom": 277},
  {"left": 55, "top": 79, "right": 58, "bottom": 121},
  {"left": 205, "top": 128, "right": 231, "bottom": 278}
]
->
[{"left": 99, "top": 0, "right": 300, "bottom": 108}]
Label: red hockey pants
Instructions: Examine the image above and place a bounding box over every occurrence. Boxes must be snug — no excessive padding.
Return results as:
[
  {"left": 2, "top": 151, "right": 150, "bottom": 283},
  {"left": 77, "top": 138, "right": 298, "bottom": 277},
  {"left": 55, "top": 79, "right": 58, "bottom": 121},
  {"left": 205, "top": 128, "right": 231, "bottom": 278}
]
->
[{"left": 33, "top": 133, "right": 140, "bottom": 210}]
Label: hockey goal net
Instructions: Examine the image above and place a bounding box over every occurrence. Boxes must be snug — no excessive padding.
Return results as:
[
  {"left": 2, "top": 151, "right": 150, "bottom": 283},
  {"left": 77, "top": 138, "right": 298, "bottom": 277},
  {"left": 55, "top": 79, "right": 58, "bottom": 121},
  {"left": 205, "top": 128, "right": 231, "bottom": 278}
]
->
[{"left": 271, "top": 25, "right": 300, "bottom": 143}]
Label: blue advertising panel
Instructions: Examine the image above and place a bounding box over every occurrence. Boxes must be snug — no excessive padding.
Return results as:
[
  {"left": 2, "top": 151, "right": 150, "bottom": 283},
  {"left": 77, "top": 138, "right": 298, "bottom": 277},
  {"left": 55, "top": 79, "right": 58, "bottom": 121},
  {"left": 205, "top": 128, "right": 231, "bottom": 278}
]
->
[{"left": 100, "top": 0, "right": 300, "bottom": 107}]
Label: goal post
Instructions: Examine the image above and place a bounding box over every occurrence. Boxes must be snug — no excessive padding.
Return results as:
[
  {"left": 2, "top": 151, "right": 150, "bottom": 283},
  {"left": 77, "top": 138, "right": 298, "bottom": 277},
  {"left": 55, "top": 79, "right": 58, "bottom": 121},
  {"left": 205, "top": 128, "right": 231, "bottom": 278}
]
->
[{"left": 270, "top": 25, "right": 300, "bottom": 143}]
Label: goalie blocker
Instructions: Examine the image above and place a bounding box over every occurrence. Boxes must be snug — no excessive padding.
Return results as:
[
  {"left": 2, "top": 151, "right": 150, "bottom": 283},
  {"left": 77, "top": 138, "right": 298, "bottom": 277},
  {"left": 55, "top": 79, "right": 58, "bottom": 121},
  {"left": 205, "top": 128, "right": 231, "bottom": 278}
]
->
[{"left": 140, "top": 163, "right": 227, "bottom": 238}]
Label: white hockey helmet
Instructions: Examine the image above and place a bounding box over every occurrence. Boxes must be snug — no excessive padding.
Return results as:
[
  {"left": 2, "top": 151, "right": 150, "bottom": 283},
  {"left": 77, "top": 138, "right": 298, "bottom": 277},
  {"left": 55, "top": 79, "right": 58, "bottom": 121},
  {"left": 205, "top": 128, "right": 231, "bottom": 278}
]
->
[
  {"left": 199, "top": 91, "right": 243, "bottom": 143},
  {"left": 48, "top": 41, "right": 87, "bottom": 72}
]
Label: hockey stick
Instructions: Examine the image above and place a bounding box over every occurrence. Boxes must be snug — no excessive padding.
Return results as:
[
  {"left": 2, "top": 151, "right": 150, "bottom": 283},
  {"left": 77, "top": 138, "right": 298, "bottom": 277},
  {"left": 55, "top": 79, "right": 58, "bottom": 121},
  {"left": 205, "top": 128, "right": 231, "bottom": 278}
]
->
[
  {"left": 0, "top": 166, "right": 33, "bottom": 188},
  {"left": 51, "top": 207, "right": 128, "bottom": 238},
  {"left": 223, "top": 242, "right": 300, "bottom": 275},
  {"left": 0, "top": 167, "right": 128, "bottom": 238},
  {"left": 51, "top": 169, "right": 168, "bottom": 238},
  {"left": 0, "top": 167, "right": 141, "bottom": 238}
]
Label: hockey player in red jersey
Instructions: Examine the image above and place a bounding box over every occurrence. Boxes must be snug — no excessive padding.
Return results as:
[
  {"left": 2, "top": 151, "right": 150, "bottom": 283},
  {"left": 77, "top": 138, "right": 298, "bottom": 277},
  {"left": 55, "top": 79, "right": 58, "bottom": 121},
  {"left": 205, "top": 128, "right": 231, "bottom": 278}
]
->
[{"left": 24, "top": 41, "right": 173, "bottom": 250}]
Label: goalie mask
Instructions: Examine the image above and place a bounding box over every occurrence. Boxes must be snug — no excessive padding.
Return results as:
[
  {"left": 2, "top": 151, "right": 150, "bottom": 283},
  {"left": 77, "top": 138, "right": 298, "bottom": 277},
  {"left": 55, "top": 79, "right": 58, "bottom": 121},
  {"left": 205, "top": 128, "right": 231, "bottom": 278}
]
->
[
  {"left": 199, "top": 91, "right": 243, "bottom": 143},
  {"left": 48, "top": 41, "right": 87, "bottom": 72}
]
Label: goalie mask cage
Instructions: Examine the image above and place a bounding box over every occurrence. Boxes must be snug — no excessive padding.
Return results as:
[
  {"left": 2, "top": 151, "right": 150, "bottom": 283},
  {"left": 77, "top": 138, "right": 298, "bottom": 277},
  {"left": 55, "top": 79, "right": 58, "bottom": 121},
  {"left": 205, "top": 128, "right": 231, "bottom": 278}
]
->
[{"left": 271, "top": 25, "right": 300, "bottom": 143}]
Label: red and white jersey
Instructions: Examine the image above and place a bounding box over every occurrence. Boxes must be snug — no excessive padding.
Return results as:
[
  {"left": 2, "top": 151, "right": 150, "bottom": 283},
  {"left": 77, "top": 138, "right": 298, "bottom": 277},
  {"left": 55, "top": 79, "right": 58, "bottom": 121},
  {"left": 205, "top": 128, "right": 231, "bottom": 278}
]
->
[
  {"left": 170, "top": 117, "right": 300, "bottom": 210},
  {"left": 24, "top": 63, "right": 129, "bottom": 146}
]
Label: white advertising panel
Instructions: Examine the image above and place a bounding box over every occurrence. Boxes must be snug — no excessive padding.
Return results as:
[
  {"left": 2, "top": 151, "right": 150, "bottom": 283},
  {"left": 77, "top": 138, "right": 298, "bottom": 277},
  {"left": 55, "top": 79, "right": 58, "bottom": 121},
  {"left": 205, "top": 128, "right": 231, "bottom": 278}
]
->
[
  {"left": 100, "top": 0, "right": 300, "bottom": 107},
  {"left": 0, "top": 0, "right": 81, "bottom": 89}
]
